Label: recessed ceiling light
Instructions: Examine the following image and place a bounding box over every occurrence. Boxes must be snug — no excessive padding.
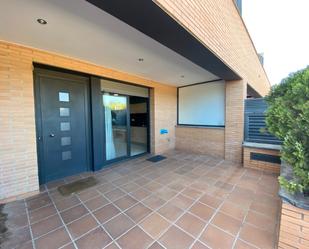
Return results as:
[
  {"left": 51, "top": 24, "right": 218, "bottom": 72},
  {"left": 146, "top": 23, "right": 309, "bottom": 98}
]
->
[
  {"left": 37, "top": 18, "right": 47, "bottom": 25},
  {"left": 138, "top": 58, "right": 144, "bottom": 62},
  {"left": 181, "top": 75, "right": 185, "bottom": 78}
]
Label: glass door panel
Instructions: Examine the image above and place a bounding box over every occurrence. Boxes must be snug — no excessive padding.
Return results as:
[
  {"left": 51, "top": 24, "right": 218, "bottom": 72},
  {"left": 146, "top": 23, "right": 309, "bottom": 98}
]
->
[
  {"left": 103, "top": 94, "right": 128, "bottom": 161},
  {"left": 129, "top": 96, "right": 148, "bottom": 156}
]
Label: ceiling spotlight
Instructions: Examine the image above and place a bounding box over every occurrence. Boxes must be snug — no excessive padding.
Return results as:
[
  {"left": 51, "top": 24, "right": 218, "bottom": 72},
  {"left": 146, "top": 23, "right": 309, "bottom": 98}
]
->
[
  {"left": 37, "top": 18, "right": 47, "bottom": 25},
  {"left": 181, "top": 75, "right": 185, "bottom": 78},
  {"left": 138, "top": 58, "right": 144, "bottom": 62}
]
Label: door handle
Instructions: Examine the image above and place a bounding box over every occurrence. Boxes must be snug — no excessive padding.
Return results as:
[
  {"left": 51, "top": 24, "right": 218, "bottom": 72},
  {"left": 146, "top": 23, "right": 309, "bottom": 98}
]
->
[{"left": 49, "top": 133, "right": 55, "bottom": 137}]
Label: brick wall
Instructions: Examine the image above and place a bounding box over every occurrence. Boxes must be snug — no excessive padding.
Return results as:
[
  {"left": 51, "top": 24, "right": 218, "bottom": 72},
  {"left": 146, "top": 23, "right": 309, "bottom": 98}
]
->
[
  {"left": 0, "top": 40, "right": 176, "bottom": 201},
  {"left": 175, "top": 126, "right": 225, "bottom": 158},
  {"left": 154, "top": 0, "right": 270, "bottom": 96},
  {"left": 243, "top": 147, "right": 281, "bottom": 174},
  {"left": 225, "top": 80, "right": 246, "bottom": 163},
  {"left": 278, "top": 202, "right": 309, "bottom": 248}
]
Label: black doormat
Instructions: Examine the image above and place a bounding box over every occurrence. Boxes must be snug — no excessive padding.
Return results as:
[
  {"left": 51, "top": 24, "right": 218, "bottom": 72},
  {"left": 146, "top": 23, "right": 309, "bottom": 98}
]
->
[
  {"left": 57, "top": 176, "right": 97, "bottom": 196},
  {"left": 147, "top": 155, "right": 166, "bottom": 163}
]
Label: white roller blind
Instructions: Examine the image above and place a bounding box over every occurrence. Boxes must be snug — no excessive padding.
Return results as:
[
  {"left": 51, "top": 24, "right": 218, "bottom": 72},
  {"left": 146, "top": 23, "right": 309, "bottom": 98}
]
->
[
  {"left": 101, "top": 79, "right": 149, "bottom": 98},
  {"left": 178, "top": 81, "right": 225, "bottom": 126}
]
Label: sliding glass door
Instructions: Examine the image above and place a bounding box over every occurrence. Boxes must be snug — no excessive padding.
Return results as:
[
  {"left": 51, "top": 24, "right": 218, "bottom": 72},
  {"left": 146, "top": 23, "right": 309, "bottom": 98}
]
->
[{"left": 103, "top": 93, "right": 128, "bottom": 161}]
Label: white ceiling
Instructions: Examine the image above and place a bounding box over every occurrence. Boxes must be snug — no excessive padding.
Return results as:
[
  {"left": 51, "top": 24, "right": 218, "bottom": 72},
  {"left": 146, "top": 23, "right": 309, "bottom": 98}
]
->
[{"left": 0, "top": 0, "right": 220, "bottom": 86}]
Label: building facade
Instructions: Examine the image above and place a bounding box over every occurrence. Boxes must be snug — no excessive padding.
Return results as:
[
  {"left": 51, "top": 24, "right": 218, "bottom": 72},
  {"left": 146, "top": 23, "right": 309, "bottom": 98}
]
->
[{"left": 0, "top": 0, "right": 270, "bottom": 202}]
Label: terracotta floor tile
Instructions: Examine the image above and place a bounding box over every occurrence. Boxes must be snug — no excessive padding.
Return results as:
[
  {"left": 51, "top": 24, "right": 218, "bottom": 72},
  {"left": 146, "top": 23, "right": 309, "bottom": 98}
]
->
[
  {"left": 219, "top": 201, "right": 247, "bottom": 221},
  {"left": 245, "top": 210, "right": 276, "bottom": 232},
  {"left": 54, "top": 196, "right": 80, "bottom": 211},
  {"left": 181, "top": 187, "right": 203, "bottom": 199},
  {"left": 211, "top": 211, "right": 242, "bottom": 235},
  {"left": 67, "top": 214, "right": 98, "bottom": 239},
  {"left": 61, "top": 243, "right": 75, "bottom": 249},
  {"left": 191, "top": 241, "right": 211, "bottom": 249},
  {"left": 125, "top": 203, "right": 152, "bottom": 223},
  {"left": 158, "top": 202, "right": 183, "bottom": 222},
  {"left": 77, "top": 189, "right": 100, "bottom": 202},
  {"left": 114, "top": 195, "right": 138, "bottom": 211},
  {"left": 148, "top": 242, "right": 165, "bottom": 249},
  {"left": 27, "top": 194, "right": 52, "bottom": 211},
  {"left": 104, "top": 213, "right": 135, "bottom": 239},
  {"left": 239, "top": 223, "right": 275, "bottom": 249},
  {"left": 167, "top": 181, "right": 186, "bottom": 192},
  {"left": 170, "top": 194, "right": 195, "bottom": 210},
  {"left": 142, "top": 195, "right": 166, "bottom": 210},
  {"left": 159, "top": 225, "right": 195, "bottom": 249},
  {"left": 189, "top": 202, "right": 215, "bottom": 222},
  {"left": 199, "top": 224, "right": 235, "bottom": 249},
  {"left": 31, "top": 214, "right": 62, "bottom": 238},
  {"left": 144, "top": 181, "right": 164, "bottom": 192},
  {"left": 104, "top": 188, "right": 126, "bottom": 202},
  {"left": 117, "top": 226, "right": 153, "bottom": 249},
  {"left": 60, "top": 204, "right": 88, "bottom": 224},
  {"left": 130, "top": 188, "right": 151, "bottom": 201},
  {"left": 75, "top": 227, "right": 112, "bottom": 249},
  {"left": 1, "top": 226, "right": 32, "bottom": 249},
  {"left": 35, "top": 227, "right": 71, "bottom": 249},
  {"left": 176, "top": 212, "right": 205, "bottom": 237},
  {"left": 84, "top": 195, "right": 109, "bottom": 211},
  {"left": 97, "top": 183, "right": 115, "bottom": 194},
  {"left": 134, "top": 177, "right": 150, "bottom": 186},
  {"left": 199, "top": 194, "right": 223, "bottom": 209},
  {"left": 120, "top": 182, "right": 140, "bottom": 193},
  {"left": 104, "top": 242, "right": 120, "bottom": 249},
  {"left": 155, "top": 187, "right": 178, "bottom": 201},
  {"left": 29, "top": 204, "right": 57, "bottom": 223},
  {"left": 140, "top": 212, "right": 170, "bottom": 239},
  {"left": 93, "top": 203, "right": 120, "bottom": 224},
  {"left": 250, "top": 200, "right": 278, "bottom": 219},
  {"left": 234, "top": 239, "right": 257, "bottom": 249},
  {"left": 5, "top": 213, "right": 28, "bottom": 229}
]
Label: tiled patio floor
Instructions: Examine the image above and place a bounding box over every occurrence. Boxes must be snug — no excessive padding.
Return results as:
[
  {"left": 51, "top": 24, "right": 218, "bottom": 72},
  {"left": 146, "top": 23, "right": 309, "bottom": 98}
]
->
[{"left": 0, "top": 151, "right": 280, "bottom": 249}]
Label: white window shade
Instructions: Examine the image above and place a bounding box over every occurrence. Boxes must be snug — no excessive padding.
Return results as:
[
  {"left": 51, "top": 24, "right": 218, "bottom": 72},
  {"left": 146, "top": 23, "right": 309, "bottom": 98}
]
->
[
  {"left": 101, "top": 79, "right": 149, "bottom": 98},
  {"left": 178, "top": 81, "right": 225, "bottom": 126}
]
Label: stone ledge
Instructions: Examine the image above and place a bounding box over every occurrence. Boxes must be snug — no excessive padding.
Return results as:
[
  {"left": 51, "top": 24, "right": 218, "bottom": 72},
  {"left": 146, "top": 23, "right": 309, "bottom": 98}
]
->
[{"left": 243, "top": 141, "right": 281, "bottom": 151}]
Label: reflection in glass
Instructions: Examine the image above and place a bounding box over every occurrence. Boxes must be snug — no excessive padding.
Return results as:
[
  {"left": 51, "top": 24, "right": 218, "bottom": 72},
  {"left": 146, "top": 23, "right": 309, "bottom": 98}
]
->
[
  {"left": 60, "top": 122, "right": 70, "bottom": 131},
  {"left": 61, "top": 137, "right": 71, "bottom": 146},
  {"left": 62, "top": 151, "right": 71, "bottom": 160},
  {"left": 129, "top": 96, "right": 148, "bottom": 156},
  {"left": 59, "top": 92, "right": 69, "bottom": 102},
  {"left": 60, "top": 107, "right": 70, "bottom": 117},
  {"left": 103, "top": 94, "right": 127, "bottom": 160}
]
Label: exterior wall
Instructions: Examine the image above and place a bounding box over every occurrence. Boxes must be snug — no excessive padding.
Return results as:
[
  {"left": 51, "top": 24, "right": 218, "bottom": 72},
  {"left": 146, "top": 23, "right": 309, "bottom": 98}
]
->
[
  {"left": 243, "top": 147, "right": 280, "bottom": 174},
  {"left": 175, "top": 126, "right": 225, "bottom": 158},
  {"left": 225, "top": 80, "right": 246, "bottom": 163},
  {"left": 0, "top": 40, "right": 176, "bottom": 201},
  {"left": 154, "top": 0, "right": 270, "bottom": 96},
  {"left": 278, "top": 202, "right": 309, "bottom": 249}
]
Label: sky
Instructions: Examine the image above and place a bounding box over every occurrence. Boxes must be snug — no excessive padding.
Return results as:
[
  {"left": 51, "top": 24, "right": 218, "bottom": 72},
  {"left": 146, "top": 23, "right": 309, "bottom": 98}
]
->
[{"left": 242, "top": 0, "right": 309, "bottom": 85}]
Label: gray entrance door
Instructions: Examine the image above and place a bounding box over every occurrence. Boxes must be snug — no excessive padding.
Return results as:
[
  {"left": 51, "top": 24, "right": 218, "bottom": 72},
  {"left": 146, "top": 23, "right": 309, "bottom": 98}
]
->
[{"left": 35, "top": 69, "right": 90, "bottom": 184}]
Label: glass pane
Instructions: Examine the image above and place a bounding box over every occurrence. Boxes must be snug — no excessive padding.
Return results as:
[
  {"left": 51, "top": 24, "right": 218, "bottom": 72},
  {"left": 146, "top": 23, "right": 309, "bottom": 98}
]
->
[
  {"left": 59, "top": 92, "right": 69, "bottom": 102},
  {"left": 129, "top": 96, "right": 148, "bottom": 156},
  {"left": 103, "top": 94, "right": 128, "bottom": 160},
  {"left": 62, "top": 151, "right": 71, "bottom": 160},
  {"left": 61, "top": 137, "right": 71, "bottom": 146},
  {"left": 59, "top": 107, "right": 70, "bottom": 117},
  {"left": 60, "top": 122, "right": 70, "bottom": 131}
]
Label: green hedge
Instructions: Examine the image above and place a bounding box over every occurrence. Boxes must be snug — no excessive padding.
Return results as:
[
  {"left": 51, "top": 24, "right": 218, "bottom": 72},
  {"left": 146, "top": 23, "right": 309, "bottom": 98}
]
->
[{"left": 265, "top": 67, "right": 309, "bottom": 194}]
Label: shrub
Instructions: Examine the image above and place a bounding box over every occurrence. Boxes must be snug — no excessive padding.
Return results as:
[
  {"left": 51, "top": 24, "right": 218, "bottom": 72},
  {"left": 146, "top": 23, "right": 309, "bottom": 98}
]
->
[{"left": 265, "top": 66, "right": 309, "bottom": 194}]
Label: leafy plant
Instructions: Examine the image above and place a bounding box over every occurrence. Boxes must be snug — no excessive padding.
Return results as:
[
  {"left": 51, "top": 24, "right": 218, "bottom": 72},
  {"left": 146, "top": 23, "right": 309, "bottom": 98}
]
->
[{"left": 265, "top": 66, "right": 309, "bottom": 194}]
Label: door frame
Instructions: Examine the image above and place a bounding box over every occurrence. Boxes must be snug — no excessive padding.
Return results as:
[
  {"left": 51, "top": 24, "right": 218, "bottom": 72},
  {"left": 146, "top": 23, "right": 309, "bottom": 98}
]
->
[
  {"left": 102, "top": 91, "right": 150, "bottom": 166},
  {"left": 33, "top": 65, "right": 92, "bottom": 184}
]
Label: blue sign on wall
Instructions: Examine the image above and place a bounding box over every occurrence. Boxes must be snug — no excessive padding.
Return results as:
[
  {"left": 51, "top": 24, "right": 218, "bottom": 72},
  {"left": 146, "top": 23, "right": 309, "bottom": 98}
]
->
[{"left": 160, "top": 129, "right": 168, "bottom": 135}]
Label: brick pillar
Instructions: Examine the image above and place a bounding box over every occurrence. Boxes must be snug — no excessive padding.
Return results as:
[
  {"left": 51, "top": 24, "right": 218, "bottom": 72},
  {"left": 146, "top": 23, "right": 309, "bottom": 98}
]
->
[{"left": 225, "top": 80, "right": 246, "bottom": 163}]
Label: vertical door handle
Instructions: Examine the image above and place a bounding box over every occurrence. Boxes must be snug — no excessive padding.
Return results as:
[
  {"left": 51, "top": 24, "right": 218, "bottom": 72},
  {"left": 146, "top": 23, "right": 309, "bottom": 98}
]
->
[{"left": 49, "top": 133, "right": 55, "bottom": 137}]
